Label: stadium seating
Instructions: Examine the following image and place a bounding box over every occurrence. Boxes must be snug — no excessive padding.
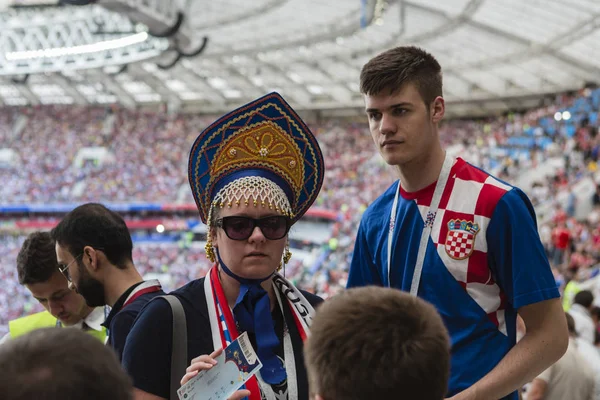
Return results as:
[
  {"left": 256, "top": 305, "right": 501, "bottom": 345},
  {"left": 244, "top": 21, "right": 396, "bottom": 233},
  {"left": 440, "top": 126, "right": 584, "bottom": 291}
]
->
[{"left": 1, "top": 87, "right": 600, "bottom": 335}]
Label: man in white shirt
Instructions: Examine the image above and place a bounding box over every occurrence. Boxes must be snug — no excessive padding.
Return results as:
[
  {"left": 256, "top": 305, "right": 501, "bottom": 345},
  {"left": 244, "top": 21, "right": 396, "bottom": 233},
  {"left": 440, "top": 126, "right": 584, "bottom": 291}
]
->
[
  {"left": 527, "top": 313, "right": 595, "bottom": 400},
  {"left": 0, "top": 232, "right": 107, "bottom": 344},
  {"left": 571, "top": 290, "right": 597, "bottom": 345},
  {"left": 576, "top": 336, "right": 600, "bottom": 400},
  {"left": 577, "top": 274, "right": 600, "bottom": 308}
]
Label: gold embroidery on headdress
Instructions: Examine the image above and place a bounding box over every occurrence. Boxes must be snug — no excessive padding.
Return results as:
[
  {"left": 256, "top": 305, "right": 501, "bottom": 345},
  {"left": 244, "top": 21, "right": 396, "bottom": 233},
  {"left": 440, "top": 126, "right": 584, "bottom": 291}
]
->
[{"left": 210, "top": 121, "right": 304, "bottom": 200}]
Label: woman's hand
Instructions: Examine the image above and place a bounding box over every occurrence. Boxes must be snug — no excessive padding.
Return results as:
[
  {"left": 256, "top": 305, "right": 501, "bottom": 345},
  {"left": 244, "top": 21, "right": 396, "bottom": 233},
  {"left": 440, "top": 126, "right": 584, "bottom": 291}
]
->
[
  {"left": 180, "top": 348, "right": 221, "bottom": 385},
  {"left": 180, "top": 348, "right": 252, "bottom": 400}
]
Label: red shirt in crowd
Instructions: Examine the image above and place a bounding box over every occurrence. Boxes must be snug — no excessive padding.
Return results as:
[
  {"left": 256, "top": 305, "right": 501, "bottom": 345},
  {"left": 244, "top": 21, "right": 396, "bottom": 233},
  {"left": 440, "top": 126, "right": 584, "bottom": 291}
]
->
[{"left": 552, "top": 227, "right": 571, "bottom": 250}]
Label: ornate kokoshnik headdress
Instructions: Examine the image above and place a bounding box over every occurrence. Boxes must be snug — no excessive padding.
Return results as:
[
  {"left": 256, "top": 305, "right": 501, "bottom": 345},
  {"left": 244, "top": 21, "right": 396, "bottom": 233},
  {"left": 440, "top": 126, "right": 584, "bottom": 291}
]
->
[
  {"left": 188, "top": 92, "right": 325, "bottom": 261},
  {"left": 187, "top": 93, "right": 325, "bottom": 389}
]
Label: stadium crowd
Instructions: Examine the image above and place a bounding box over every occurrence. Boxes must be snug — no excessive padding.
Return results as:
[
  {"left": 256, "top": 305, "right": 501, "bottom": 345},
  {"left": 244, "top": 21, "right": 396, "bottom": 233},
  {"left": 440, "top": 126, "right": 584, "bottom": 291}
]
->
[{"left": 1, "top": 87, "right": 600, "bottom": 337}]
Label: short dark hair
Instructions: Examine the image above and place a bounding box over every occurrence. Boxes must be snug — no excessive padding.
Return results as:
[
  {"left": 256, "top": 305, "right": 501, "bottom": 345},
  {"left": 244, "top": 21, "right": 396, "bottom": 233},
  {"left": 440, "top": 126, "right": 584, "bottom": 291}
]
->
[
  {"left": 51, "top": 203, "right": 133, "bottom": 269},
  {"left": 360, "top": 46, "right": 443, "bottom": 106},
  {"left": 574, "top": 290, "right": 594, "bottom": 308},
  {"left": 0, "top": 327, "right": 132, "bottom": 400},
  {"left": 305, "top": 286, "right": 450, "bottom": 400},
  {"left": 16, "top": 231, "right": 58, "bottom": 285}
]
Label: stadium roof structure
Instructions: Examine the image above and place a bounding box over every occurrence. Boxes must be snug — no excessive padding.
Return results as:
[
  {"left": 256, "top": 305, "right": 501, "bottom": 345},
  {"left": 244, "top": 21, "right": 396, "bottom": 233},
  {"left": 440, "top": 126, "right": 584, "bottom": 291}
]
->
[{"left": 0, "top": 0, "right": 599, "bottom": 117}]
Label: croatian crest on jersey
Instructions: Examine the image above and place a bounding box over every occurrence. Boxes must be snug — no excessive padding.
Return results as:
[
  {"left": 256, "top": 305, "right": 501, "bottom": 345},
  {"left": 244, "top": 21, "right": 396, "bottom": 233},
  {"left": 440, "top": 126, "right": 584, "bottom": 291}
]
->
[{"left": 445, "top": 219, "right": 480, "bottom": 260}]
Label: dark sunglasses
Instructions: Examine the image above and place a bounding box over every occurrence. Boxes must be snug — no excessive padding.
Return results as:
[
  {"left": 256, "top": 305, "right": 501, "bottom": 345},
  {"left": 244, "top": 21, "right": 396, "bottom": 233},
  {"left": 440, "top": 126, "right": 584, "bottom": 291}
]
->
[{"left": 215, "top": 216, "right": 291, "bottom": 241}]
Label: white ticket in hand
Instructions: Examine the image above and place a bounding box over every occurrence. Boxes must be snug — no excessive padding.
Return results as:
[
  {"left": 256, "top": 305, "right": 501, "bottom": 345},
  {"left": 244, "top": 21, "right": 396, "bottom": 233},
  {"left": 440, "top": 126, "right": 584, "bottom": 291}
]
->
[{"left": 177, "top": 332, "right": 262, "bottom": 400}]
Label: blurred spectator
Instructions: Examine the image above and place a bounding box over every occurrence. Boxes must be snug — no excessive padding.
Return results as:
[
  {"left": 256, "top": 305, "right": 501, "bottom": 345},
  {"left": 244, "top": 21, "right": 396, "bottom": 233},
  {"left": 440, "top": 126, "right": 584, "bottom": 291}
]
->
[
  {"left": 552, "top": 221, "right": 572, "bottom": 267},
  {"left": 578, "top": 328, "right": 600, "bottom": 400},
  {"left": 570, "top": 290, "right": 597, "bottom": 345},
  {"left": 593, "top": 184, "right": 600, "bottom": 208},
  {"left": 526, "top": 313, "right": 595, "bottom": 400},
  {"left": 0, "top": 327, "right": 132, "bottom": 400}
]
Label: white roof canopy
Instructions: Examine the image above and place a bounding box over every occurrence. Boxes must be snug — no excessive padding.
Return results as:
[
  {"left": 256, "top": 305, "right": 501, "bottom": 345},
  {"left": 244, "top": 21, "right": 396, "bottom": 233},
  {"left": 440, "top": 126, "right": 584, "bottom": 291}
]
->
[{"left": 0, "top": 0, "right": 599, "bottom": 116}]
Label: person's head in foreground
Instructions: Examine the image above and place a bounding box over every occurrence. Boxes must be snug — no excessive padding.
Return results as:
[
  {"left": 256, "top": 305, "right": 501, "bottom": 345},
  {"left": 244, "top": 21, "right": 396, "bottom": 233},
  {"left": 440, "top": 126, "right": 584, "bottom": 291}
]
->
[
  {"left": 0, "top": 327, "right": 132, "bottom": 400},
  {"left": 305, "top": 286, "right": 451, "bottom": 400},
  {"left": 360, "top": 45, "right": 445, "bottom": 170},
  {"left": 17, "top": 231, "right": 91, "bottom": 326}
]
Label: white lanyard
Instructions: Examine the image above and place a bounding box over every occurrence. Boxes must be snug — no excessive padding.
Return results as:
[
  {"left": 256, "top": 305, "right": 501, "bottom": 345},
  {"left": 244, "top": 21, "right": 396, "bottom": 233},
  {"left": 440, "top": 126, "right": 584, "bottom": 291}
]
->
[{"left": 387, "top": 153, "right": 454, "bottom": 295}]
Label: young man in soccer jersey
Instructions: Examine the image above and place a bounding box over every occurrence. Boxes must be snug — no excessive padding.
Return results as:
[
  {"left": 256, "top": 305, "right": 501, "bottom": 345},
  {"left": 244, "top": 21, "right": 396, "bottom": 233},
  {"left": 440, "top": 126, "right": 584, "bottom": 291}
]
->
[{"left": 347, "top": 46, "right": 568, "bottom": 400}]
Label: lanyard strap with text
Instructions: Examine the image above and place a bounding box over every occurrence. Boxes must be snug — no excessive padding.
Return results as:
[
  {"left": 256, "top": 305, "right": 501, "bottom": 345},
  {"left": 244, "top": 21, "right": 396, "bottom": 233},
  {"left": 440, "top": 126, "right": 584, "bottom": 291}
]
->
[{"left": 387, "top": 153, "right": 454, "bottom": 295}]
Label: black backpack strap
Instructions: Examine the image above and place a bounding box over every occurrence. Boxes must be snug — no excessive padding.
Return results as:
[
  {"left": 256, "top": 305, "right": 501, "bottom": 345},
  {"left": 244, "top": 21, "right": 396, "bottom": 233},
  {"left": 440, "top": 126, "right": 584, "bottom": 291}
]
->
[{"left": 158, "top": 295, "right": 187, "bottom": 400}]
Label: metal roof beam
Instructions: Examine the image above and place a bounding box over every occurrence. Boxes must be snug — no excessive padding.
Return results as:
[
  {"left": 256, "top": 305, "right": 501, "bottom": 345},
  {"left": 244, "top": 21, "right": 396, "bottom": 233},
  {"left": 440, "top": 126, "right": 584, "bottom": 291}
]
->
[
  {"left": 180, "top": 63, "right": 228, "bottom": 104},
  {"left": 51, "top": 73, "right": 88, "bottom": 105},
  {"left": 308, "top": 61, "right": 353, "bottom": 103},
  {"left": 220, "top": 63, "right": 263, "bottom": 99},
  {"left": 128, "top": 64, "right": 180, "bottom": 104},
  {"left": 260, "top": 61, "right": 314, "bottom": 105},
  {"left": 350, "top": 0, "right": 484, "bottom": 58},
  {"left": 188, "top": 0, "right": 291, "bottom": 30},
  {"left": 93, "top": 73, "right": 136, "bottom": 109},
  {"left": 15, "top": 83, "right": 40, "bottom": 106},
  {"left": 449, "top": 71, "right": 504, "bottom": 98},
  {"left": 203, "top": 5, "right": 376, "bottom": 58},
  {"left": 443, "top": 11, "right": 600, "bottom": 78}
]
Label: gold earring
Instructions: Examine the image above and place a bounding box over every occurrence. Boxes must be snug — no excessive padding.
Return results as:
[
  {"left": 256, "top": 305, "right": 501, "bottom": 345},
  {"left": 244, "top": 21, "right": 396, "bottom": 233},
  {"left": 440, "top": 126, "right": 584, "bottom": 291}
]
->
[
  {"left": 283, "top": 243, "right": 292, "bottom": 264},
  {"left": 205, "top": 239, "right": 216, "bottom": 263}
]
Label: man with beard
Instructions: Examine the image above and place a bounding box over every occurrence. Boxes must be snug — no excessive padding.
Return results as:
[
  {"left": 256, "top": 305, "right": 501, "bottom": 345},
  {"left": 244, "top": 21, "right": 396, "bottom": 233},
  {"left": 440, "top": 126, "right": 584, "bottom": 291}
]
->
[
  {"left": 51, "top": 203, "right": 163, "bottom": 361},
  {"left": 1, "top": 231, "right": 106, "bottom": 344}
]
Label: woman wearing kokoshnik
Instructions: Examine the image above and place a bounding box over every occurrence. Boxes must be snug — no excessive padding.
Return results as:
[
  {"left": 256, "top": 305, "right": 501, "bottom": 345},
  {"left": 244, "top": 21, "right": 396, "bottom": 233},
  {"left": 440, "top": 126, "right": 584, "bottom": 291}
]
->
[{"left": 122, "top": 92, "right": 325, "bottom": 400}]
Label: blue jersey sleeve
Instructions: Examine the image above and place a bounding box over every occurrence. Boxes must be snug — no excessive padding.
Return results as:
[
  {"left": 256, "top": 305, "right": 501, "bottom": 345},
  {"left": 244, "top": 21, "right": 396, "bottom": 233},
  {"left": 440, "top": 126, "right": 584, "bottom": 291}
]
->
[
  {"left": 487, "top": 188, "right": 559, "bottom": 309},
  {"left": 347, "top": 218, "right": 383, "bottom": 288},
  {"left": 122, "top": 298, "right": 173, "bottom": 398}
]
